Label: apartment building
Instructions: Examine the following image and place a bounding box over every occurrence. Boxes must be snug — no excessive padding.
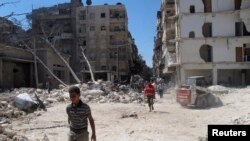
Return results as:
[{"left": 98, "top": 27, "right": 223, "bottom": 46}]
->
[
  {"left": 156, "top": 0, "right": 250, "bottom": 86},
  {"left": 31, "top": 0, "right": 134, "bottom": 83}
]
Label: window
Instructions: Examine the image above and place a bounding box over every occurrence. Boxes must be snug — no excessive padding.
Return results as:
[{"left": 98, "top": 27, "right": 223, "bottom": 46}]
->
[
  {"left": 200, "top": 44, "right": 213, "bottom": 62},
  {"left": 235, "top": 0, "right": 242, "bottom": 10},
  {"left": 79, "top": 11, "right": 86, "bottom": 20},
  {"left": 101, "top": 13, "right": 106, "bottom": 18},
  {"left": 101, "top": 66, "right": 107, "bottom": 70},
  {"left": 235, "top": 22, "right": 250, "bottom": 36},
  {"left": 112, "top": 66, "right": 117, "bottom": 71},
  {"left": 83, "top": 40, "right": 86, "bottom": 46},
  {"left": 190, "top": 5, "right": 195, "bottom": 13},
  {"left": 202, "top": 23, "right": 212, "bottom": 37},
  {"left": 101, "top": 26, "right": 106, "bottom": 31},
  {"left": 202, "top": 0, "right": 212, "bottom": 13},
  {"left": 89, "top": 13, "right": 95, "bottom": 19},
  {"left": 189, "top": 31, "right": 195, "bottom": 38},
  {"left": 53, "top": 70, "right": 65, "bottom": 80},
  {"left": 90, "top": 26, "right": 95, "bottom": 31}
]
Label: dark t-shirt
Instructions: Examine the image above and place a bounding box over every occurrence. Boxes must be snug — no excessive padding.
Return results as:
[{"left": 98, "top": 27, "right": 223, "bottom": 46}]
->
[{"left": 66, "top": 100, "right": 91, "bottom": 132}]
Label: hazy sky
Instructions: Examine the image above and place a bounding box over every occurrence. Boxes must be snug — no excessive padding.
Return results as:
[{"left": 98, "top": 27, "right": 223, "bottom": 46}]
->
[{"left": 0, "top": 0, "right": 161, "bottom": 67}]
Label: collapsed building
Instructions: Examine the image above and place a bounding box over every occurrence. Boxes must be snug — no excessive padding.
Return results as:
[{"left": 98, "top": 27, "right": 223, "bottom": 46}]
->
[{"left": 154, "top": 0, "right": 250, "bottom": 86}]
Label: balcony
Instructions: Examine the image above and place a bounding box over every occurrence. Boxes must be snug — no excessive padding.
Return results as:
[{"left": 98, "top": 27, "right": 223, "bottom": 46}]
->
[
  {"left": 166, "top": 42, "right": 175, "bottom": 52},
  {"left": 167, "top": 52, "right": 178, "bottom": 67}
]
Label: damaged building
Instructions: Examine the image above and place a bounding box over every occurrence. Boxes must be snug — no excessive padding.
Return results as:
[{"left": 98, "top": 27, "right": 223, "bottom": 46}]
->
[
  {"left": 31, "top": 0, "right": 136, "bottom": 83},
  {"left": 0, "top": 18, "right": 35, "bottom": 89},
  {"left": 155, "top": 0, "right": 250, "bottom": 86}
]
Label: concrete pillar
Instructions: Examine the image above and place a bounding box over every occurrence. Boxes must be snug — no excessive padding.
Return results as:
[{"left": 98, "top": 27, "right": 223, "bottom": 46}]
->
[
  {"left": 212, "top": 68, "right": 218, "bottom": 85},
  {"left": 180, "top": 68, "right": 185, "bottom": 85},
  {"left": 107, "top": 72, "right": 111, "bottom": 81},
  {"left": 0, "top": 59, "right": 2, "bottom": 88}
]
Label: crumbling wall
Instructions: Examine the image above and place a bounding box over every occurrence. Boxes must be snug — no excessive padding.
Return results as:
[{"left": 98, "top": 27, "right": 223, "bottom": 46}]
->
[{"left": 240, "top": 9, "right": 250, "bottom": 32}]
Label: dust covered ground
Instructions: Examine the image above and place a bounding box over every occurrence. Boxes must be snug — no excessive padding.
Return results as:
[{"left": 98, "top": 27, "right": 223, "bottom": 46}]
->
[{"left": 6, "top": 87, "right": 250, "bottom": 141}]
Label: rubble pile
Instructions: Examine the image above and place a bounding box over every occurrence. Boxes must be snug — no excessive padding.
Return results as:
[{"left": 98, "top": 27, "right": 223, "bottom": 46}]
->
[
  {"left": 0, "top": 126, "right": 28, "bottom": 141},
  {"left": 8, "top": 82, "right": 145, "bottom": 105},
  {"left": 207, "top": 85, "right": 229, "bottom": 94},
  {"left": 231, "top": 113, "right": 250, "bottom": 124}
]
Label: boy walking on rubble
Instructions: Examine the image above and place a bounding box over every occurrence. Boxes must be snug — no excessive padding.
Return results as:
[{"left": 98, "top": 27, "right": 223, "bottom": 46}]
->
[{"left": 66, "top": 86, "right": 96, "bottom": 141}]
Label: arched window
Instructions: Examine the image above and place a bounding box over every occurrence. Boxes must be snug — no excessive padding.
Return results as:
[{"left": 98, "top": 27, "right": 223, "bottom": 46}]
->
[{"left": 200, "top": 44, "right": 213, "bottom": 62}]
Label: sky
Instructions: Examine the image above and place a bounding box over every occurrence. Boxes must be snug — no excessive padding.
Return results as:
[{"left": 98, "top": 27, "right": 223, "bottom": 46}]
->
[{"left": 0, "top": 0, "right": 161, "bottom": 67}]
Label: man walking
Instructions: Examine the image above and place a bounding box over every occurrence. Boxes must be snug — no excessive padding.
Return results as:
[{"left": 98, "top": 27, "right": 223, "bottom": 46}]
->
[{"left": 144, "top": 81, "right": 156, "bottom": 112}]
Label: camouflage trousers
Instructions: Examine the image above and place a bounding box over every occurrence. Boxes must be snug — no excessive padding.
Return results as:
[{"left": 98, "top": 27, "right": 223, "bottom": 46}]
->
[{"left": 68, "top": 130, "right": 89, "bottom": 141}]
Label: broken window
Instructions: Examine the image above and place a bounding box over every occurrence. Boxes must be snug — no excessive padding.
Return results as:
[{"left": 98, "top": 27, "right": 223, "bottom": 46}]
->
[
  {"left": 190, "top": 5, "right": 195, "bottom": 13},
  {"left": 202, "top": 0, "right": 212, "bottom": 13},
  {"left": 189, "top": 31, "right": 195, "bottom": 38},
  {"left": 200, "top": 44, "right": 213, "bottom": 62},
  {"left": 235, "top": 0, "right": 242, "bottom": 10},
  {"left": 202, "top": 23, "right": 212, "bottom": 37},
  {"left": 235, "top": 22, "right": 250, "bottom": 36}
]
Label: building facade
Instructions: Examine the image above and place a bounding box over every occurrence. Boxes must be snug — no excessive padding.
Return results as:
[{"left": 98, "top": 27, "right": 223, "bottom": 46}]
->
[
  {"left": 155, "top": 0, "right": 250, "bottom": 86},
  {"left": 31, "top": 0, "right": 134, "bottom": 83},
  {"left": 0, "top": 44, "right": 35, "bottom": 89}
]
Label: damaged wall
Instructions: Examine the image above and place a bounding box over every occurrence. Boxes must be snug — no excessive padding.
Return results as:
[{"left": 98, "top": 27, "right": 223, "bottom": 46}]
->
[
  {"left": 180, "top": 37, "right": 250, "bottom": 63},
  {"left": 180, "top": 12, "right": 239, "bottom": 38},
  {"left": 240, "top": 9, "right": 250, "bottom": 32},
  {"left": 179, "top": 0, "right": 204, "bottom": 13}
]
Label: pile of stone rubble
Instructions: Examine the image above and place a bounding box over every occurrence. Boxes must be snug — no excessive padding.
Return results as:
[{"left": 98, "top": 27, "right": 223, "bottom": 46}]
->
[{"left": 0, "top": 82, "right": 146, "bottom": 140}]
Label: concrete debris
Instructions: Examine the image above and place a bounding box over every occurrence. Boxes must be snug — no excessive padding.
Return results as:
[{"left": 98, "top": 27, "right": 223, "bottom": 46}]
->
[
  {"left": 207, "top": 85, "right": 229, "bottom": 94},
  {"left": 121, "top": 112, "right": 138, "bottom": 119},
  {"left": 42, "top": 134, "right": 50, "bottom": 141},
  {"left": 12, "top": 135, "right": 29, "bottom": 141},
  {"left": 231, "top": 113, "right": 250, "bottom": 124},
  {"left": 3, "top": 128, "right": 16, "bottom": 139},
  {"left": 197, "top": 136, "right": 207, "bottom": 141},
  {"left": 0, "top": 134, "right": 7, "bottom": 141}
]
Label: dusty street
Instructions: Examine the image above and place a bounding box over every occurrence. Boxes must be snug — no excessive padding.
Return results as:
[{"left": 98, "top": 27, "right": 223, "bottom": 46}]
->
[{"left": 8, "top": 87, "right": 250, "bottom": 141}]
